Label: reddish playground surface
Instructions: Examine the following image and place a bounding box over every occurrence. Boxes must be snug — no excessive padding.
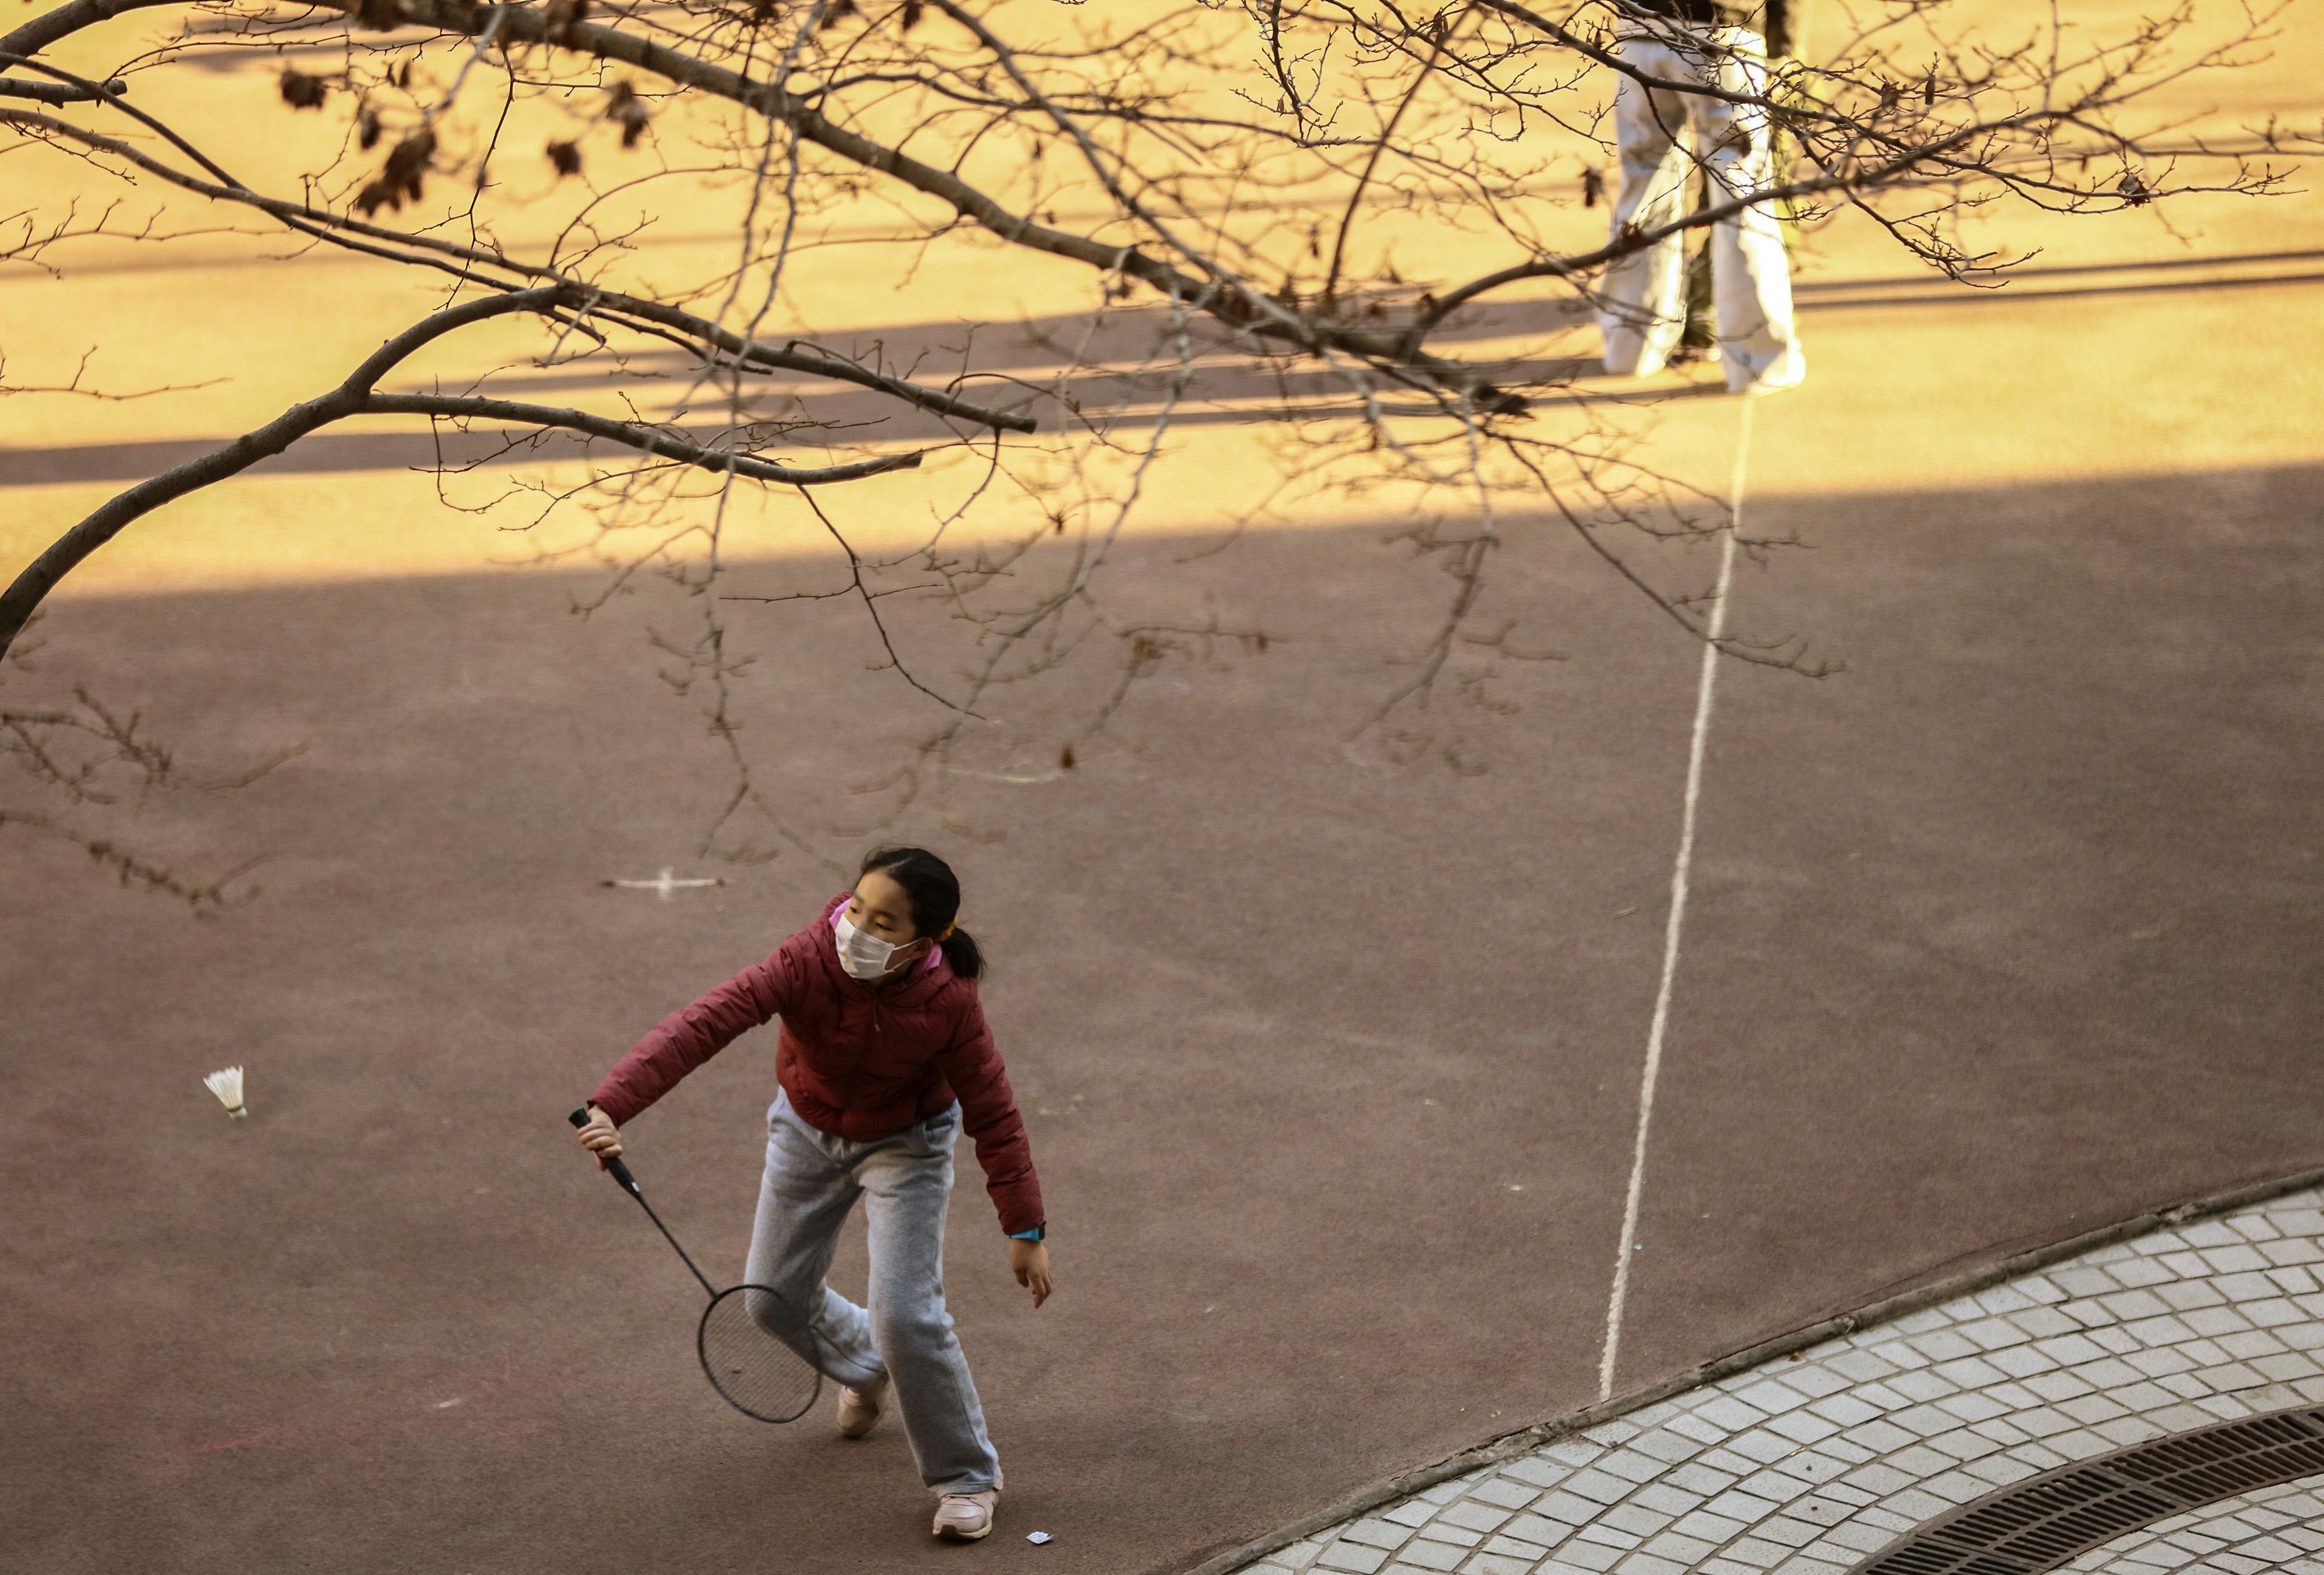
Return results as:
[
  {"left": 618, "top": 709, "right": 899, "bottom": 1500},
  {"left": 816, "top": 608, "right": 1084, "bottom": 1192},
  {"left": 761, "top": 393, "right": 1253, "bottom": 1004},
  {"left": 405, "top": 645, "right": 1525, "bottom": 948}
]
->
[{"left": 5, "top": 441, "right": 2321, "bottom": 1570}]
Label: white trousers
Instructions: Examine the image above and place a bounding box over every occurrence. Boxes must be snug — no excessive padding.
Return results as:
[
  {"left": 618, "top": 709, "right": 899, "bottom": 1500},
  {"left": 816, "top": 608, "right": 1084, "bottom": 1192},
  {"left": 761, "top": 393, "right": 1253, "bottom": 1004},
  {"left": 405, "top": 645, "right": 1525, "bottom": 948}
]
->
[
  {"left": 1597, "top": 26, "right": 1806, "bottom": 392},
  {"left": 745, "top": 1091, "right": 1001, "bottom": 1496}
]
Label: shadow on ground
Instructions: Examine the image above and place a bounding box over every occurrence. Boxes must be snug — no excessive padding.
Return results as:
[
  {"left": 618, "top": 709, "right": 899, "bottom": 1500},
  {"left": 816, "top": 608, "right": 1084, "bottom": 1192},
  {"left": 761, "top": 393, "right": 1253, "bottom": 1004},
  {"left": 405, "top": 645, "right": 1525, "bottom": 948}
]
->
[{"left": 2, "top": 461, "right": 2318, "bottom": 1574}]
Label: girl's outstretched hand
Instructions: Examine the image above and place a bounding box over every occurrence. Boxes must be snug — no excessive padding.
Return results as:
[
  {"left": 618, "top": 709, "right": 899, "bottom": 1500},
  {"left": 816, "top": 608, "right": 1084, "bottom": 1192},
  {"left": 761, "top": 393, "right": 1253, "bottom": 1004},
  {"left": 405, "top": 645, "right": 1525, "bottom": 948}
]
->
[
  {"left": 575, "top": 1104, "right": 624, "bottom": 1168},
  {"left": 1010, "top": 1239, "right": 1053, "bottom": 1308}
]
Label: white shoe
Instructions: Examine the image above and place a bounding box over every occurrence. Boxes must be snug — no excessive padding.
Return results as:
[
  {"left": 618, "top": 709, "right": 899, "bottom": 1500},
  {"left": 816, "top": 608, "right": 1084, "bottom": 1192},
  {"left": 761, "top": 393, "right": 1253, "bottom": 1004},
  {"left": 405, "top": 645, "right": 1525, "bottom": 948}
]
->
[
  {"left": 1605, "top": 348, "right": 1674, "bottom": 380},
  {"left": 1729, "top": 344, "right": 1806, "bottom": 395},
  {"left": 933, "top": 1489, "right": 998, "bottom": 1541},
  {"left": 835, "top": 1374, "right": 888, "bottom": 1440}
]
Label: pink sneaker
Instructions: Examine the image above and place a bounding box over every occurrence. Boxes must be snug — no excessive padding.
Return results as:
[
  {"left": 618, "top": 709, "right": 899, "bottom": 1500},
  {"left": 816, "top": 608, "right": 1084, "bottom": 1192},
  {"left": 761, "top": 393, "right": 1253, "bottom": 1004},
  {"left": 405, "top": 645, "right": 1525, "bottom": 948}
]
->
[
  {"left": 835, "top": 1375, "right": 888, "bottom": 1440},
  {"left": 932, "top": 1489, "right": 997, "bottom": 1541}
]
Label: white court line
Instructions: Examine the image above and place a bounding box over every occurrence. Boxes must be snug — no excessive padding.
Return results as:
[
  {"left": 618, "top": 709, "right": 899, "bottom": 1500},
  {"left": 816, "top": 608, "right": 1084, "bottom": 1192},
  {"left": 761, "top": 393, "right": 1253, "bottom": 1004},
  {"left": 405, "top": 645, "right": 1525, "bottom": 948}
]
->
[
  {"left": 1597, "top": 397, "right": 1756, "bottom": 1402},
  {"left": 601, "top": 867, "right": 727, "bottom": 900}
]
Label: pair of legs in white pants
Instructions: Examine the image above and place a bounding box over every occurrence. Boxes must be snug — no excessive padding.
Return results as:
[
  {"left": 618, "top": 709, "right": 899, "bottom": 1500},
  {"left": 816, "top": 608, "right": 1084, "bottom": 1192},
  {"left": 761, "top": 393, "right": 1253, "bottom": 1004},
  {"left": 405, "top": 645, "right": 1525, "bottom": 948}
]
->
[
  {"left": 1597, "top": 23, "right": 1806, "bottom": 393},
  {"left": 744, "top": 1090, "right": 1002, "bottom": 1497}
]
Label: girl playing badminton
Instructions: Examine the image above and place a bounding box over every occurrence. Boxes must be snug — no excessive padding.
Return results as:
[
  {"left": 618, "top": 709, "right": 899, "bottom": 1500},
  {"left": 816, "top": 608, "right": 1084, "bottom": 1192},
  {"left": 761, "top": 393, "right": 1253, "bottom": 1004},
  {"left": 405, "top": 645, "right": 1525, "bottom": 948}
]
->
[{"left": 574, "top": 846, "right": 1050, "bottom": 1543}]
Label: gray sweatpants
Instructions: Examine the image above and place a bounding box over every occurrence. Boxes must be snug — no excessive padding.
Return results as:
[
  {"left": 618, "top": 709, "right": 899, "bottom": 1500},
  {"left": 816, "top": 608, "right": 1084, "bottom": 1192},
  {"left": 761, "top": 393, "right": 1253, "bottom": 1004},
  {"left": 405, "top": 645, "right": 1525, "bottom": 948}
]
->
[{"left": 744, "top": 1090, "right": 1002, "bottom": 1495}]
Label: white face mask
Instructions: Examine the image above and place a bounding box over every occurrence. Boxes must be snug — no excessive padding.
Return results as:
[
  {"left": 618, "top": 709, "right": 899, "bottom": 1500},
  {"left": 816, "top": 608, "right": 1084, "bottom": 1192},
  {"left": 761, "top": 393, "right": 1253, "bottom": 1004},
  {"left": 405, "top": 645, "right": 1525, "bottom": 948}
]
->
[{"left": 834, "top": 910, "right": 911, "bottom": 981}]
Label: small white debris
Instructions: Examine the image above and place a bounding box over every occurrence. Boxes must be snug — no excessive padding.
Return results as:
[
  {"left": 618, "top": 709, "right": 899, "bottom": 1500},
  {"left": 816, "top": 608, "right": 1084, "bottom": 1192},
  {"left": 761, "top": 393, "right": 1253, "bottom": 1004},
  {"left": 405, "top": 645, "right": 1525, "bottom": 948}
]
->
[
  {"left": 435, "top": 1397, "right": 464, "bottom": 1410},
  {"left": 1027, "top": 1531, "right": 1052, "bottom": 1545}
]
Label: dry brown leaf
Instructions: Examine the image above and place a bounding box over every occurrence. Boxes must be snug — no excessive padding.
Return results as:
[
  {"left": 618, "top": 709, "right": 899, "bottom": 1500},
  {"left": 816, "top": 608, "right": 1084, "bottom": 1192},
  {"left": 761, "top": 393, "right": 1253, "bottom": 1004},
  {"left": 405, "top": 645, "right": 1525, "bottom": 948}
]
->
[{"left": 279, "top": 69, "right": 327, "bottom": 109}]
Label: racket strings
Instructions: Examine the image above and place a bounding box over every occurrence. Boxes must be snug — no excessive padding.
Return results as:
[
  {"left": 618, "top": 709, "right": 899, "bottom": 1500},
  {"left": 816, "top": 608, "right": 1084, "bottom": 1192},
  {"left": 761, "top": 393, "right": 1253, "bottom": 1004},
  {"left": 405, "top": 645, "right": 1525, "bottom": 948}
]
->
[{"left": 698, "top": 1286, "right": 825, "bottom": 1423}]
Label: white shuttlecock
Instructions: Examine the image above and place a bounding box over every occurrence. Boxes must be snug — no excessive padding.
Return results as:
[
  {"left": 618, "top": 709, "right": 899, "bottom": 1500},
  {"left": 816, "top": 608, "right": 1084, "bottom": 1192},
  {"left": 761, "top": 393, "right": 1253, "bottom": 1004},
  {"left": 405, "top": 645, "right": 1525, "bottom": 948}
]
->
[{"left": 202, "top": 1066, "right": 249, "bottom": 1119}]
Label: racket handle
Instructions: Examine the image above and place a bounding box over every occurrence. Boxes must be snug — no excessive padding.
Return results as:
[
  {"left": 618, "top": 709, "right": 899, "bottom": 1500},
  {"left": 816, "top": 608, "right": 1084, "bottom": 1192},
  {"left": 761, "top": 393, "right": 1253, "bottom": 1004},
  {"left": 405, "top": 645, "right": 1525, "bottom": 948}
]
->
[{"left": 569, "top": 1105, "right": 643, "bottom": 1198}]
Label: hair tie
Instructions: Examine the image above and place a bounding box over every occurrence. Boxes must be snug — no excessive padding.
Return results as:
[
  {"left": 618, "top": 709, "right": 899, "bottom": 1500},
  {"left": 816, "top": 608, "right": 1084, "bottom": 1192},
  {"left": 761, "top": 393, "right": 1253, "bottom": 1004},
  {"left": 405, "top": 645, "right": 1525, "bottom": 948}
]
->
[{"left": 940, "top": 923, "right": 956, "bottom": 941}]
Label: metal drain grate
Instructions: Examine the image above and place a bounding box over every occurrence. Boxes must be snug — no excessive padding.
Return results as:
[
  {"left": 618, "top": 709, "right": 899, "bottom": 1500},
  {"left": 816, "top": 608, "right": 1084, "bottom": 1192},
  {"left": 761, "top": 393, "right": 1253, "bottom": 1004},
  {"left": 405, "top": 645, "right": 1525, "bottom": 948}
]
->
[{"left": 1849, "top": 1405, "right": 2324, "bottom": 1575}]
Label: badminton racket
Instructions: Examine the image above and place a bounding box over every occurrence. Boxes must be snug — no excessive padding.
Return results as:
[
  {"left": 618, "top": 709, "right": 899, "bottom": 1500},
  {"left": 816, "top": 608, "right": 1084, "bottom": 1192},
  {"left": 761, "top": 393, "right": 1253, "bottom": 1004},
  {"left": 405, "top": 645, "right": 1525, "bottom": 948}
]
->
[{"left": 568, "top": 1106, "right": 826, "bottom": 1424}]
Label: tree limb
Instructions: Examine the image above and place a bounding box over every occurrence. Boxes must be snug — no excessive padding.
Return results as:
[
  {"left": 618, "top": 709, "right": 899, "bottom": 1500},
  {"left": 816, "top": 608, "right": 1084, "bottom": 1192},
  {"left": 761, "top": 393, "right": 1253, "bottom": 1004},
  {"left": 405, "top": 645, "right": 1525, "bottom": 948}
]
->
[
  {"left": 0, "top": 71, "right": 123, "bottom": 103},
  {"left": 0, "top": 95, "right": 1039, "bottom": 433},
  {"left": 0, "top": 286, "right": 921, "bottom": 661},
  {"left": 361, "top": 392, "right": 924, "bottom": 485}
]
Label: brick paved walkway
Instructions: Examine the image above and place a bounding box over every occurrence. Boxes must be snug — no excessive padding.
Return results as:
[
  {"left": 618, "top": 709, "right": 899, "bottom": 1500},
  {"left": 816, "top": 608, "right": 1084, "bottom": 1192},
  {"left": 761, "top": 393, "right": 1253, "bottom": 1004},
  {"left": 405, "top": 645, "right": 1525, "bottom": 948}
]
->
[
  {"left": 2057, "top": 1478, "right": 2324, "bottom": 1575},
  {"left": 1235, "top": 1185, "right": 2324, "bottom": 1575}
]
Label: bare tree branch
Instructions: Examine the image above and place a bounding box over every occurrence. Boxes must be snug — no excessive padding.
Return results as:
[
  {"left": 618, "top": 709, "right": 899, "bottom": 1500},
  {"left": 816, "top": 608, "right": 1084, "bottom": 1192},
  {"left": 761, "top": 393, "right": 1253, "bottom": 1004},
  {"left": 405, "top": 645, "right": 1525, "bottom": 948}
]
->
[{"left": 0, "top": 286, "right": 923, "bottom": 660}]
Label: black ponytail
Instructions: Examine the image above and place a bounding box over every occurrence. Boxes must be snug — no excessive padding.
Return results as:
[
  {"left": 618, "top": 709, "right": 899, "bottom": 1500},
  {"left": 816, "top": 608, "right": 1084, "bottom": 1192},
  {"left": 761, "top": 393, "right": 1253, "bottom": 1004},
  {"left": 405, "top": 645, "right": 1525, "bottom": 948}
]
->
[{"left": 859, "top": 846, "right": 984, "bottom": 982}]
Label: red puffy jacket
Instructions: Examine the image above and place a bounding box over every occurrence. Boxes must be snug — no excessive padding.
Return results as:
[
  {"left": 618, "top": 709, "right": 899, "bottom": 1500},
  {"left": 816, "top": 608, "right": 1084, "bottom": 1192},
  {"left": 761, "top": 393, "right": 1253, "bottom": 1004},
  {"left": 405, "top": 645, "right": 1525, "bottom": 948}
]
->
[{"left": 589, "top": 895, "right": 1044, "bottom": 1235}]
